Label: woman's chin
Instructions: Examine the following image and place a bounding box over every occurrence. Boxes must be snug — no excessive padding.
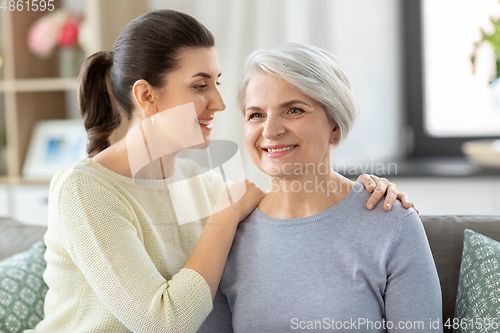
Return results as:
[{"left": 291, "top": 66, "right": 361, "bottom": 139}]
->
[
  {"left": 260, "top": 166, "right": 294, "bottom": 178},
  {"left": 189, "top": 138, "right": 211, "bottom": 150}
]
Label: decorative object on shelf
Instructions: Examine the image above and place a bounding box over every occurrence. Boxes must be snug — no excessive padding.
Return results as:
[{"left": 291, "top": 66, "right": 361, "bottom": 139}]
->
[
  {"left": 470, "top": 10, "right": 500, "bottom": 108},
  {"left": 22, "top": 119, "right": 87, "bottom": 180},
  {"left": 461, "top": 139, "right": 500, "bottom": 168},
  {"left": 27, "top": 9, "right": 84, "bottom": 77},
  {"left": 58, "top": 46, "right": 82, "bottom": 78},
  {"left": 471, "top": 14, "right": 500, "bottom": 82}
]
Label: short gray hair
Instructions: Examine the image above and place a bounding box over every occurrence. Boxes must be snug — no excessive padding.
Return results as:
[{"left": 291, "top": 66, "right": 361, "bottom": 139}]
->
[{"left": 237, "top": 43, "right": 359, "bottom": 143}]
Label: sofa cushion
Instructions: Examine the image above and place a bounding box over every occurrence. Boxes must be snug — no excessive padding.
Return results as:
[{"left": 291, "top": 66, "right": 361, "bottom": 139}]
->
[
  {"left": 453, "top": 230, "right": 500, "bottom": 332},
  {"left": 421, "top": 215, "right": 500, "bottom": 327},
  {"left": 0, "top": 219, "right": 47, "bottom": 261},
  {"left": 0, "top": 240, "right": 47, "bottom": 333}
]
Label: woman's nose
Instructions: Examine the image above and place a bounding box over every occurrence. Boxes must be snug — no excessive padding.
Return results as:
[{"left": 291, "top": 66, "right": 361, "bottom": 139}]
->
[
  {"left": 262, "top": 115, "right": 286, "bottom": 139},
  {"left": 208, "top": 87, "right": 226, "bottom": 112}
]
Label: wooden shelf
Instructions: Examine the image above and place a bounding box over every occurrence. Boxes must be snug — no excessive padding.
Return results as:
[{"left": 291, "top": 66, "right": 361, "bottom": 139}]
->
[
  {"left": 0, "top": 78, "right": 79, "bottom": 92},
  {"left": 0, "top": 176, "right": 50, "bottom": 185},
  {"left": 0, "top": 0, "right": 147, "bottom": 181}
]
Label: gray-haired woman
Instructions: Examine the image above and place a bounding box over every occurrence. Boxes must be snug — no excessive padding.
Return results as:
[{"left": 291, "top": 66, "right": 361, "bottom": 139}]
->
[{"left": 200, "top": 43, "right": 442, "bottom": 332}]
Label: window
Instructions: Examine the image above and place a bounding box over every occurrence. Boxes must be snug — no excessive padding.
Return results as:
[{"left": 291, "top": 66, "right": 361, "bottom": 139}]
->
[{"left": 403, "top": 0, "right": 500, "bottom": 158}]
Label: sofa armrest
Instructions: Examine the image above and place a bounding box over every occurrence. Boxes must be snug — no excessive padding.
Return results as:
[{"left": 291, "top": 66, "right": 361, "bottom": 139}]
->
[{"left": 0, "top": 218, "right": 47, "bottom": 261}]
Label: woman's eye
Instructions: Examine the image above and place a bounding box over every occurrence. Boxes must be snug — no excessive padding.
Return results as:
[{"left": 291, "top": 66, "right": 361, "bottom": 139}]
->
[
  {"left": 216, "top": 81, "right": 221, "bottom": 86},
  {"left": 248, "top": 112, "right": 263, "bottom": 120},
  {"left": 195, "top": 85, "right": 208, "bottom": 91},
  {"left": 288, "top": 107, "right": 304, "bottom": 115}
]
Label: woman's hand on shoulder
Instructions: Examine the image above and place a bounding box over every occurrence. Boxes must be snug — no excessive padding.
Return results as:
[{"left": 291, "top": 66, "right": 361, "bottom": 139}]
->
[
  {"left": 212, "top": 179, "right": 267, "bottom": 224},
  {"left": 357, "top": 174, "right": 419, "bottom": 214}
]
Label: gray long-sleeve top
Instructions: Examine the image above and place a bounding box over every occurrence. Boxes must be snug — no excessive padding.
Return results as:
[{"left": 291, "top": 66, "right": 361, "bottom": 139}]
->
[{"left": 200, "top": 182, "right": 443, "bottom": 332}]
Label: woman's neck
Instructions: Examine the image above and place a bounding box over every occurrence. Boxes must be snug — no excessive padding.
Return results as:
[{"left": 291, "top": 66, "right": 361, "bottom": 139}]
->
[
  {"left": 258, "top": 169, "right": 354, "bottom": 219},
  {"left": 92, "top": 137, "right": 177, "bottom": 180}
]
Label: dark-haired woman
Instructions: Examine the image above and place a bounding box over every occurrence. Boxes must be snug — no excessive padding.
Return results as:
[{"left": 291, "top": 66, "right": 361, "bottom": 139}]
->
[{"left": 32, "top": 10, "right": 416, "bottom": 333}]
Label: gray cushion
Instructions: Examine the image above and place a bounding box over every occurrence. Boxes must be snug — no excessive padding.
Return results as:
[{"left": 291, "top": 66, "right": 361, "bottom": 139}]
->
[
  {"left": 454, "top": 230, "right": 500, "bottom": 332},
  {"left": 0, "top": 240, "right": 47, "bottom": 333},
  {"left": 421, "top": 215, "right": 500, "bottom": 330},
  {"left": 0, "top": 219, "right": 47, "bottom": 261}
]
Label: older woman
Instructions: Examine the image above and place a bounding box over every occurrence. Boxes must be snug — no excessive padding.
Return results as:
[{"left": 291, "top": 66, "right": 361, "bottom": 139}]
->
[{"left": 200, "top": 43, "right": 442, "bottom": 332}]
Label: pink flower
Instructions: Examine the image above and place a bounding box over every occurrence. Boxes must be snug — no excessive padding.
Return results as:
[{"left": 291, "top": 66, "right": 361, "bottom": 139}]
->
[
  {"left": 58, "top": 19, "right": 80, "bottom": 48},
  {"left": 27, "top": 10, "right": 82, "bottom": 58}
]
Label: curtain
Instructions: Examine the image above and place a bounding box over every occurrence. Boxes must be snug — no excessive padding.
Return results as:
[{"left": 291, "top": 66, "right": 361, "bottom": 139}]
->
[{"left": 149, "top": 0, "right": 402, "bottom": 187}]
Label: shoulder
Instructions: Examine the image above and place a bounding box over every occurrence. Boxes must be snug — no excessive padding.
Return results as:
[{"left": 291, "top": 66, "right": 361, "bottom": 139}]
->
[
  {"left": 346, "top": 182, "right": 418, "bottom": 225},
  {"left": 49, "top": 158, "right": 126, "bottom": 203},
  {"left": 350, "top": 185, "right": 425, "bottom": 257},
  {"left": 50, "top": 158, "right": 95, "bottom": 191},
  {"left": 48, "top": 159, "right": 134, "bottom": 227},
  {"left": 338, "top": 183, "right": 421, "bottom": 248}
]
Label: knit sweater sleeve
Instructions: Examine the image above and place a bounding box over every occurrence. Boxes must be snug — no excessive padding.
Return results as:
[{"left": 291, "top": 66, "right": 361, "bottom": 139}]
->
[
  {"left": 384, "top": 211, "right": 443, "bottom": 332},
  {"left": 53, "top": 170, "right": 213, "bottom": 333}
]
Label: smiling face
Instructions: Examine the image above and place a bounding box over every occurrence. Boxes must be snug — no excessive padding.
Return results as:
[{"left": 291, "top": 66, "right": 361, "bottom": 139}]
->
[
  {"left": 152, "top": 47, "right": 225, "bottom": 144},
  {"left": 244, "top": 73, "right": 339, "bottom": 178}
]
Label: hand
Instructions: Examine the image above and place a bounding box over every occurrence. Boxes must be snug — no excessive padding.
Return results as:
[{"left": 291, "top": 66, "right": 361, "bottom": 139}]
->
[
  {"left": 357, "top": 174, "right": 419, "bottom": 214},
  {"left": 212, "top": 179, "right": 267, "bottom": 224}
]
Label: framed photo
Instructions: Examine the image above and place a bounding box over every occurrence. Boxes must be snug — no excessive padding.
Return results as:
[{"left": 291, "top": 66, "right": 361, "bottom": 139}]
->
[{"left": 23, "top": 119, "right": 87, "bottom": 179}]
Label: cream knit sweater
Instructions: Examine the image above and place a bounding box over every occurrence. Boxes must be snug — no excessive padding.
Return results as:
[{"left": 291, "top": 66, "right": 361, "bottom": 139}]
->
[{"left": 33, "top": 158, "right": 226, "bottom": 333}]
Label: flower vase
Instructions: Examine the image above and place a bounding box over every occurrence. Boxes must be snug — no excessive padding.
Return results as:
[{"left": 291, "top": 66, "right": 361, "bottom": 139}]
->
[{"left": 59, "top": 47, "right": 81, "bottom": 78}]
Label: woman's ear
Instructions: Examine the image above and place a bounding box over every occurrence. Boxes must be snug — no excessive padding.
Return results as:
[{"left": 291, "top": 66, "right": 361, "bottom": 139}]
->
[
  {"left": 329, "top": 123, "right": 340, "bottom": 144},
  {"left": 132, "top": 79, "right": 157, "bottom": 118}
]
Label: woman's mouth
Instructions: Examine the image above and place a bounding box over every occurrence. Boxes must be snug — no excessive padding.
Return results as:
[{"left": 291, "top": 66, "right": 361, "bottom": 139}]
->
[
  {"left": 195, "top": 118, "right": 213, "bottom": 129},
  {"left": 263, "top": 145, "right": 298, "bottom": 156}
]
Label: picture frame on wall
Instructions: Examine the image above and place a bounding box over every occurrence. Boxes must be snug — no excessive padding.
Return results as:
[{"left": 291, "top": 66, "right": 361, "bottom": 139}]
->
[{"left": 22, "top": 119, "right": 87, "bottom": 180}]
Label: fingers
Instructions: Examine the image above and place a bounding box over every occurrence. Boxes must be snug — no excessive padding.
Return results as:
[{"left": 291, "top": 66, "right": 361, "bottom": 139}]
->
[
  {"left": 412, "top": 203, "right": 420, "bottom": 215},
  {"left": 383, "top": 185, "right": 399, "bottom": 211},
  {"left": 390, "top": 192, "right": 420, "bottom": 214},
  {"left": 397, "top": 193, "right": 412, "bottom": 209},
  {"left": 396, "top": 192, "right": 419, "bottom": 213},
  {"left": 214, "top": 179, "right": 266, "bottom": 222},
  {"left": 357, "top": 174, "right": 377, "bottom": 192},
  {"left": 361, "top": 175, "right": 420, "bottom": 213},
  {"left": 366, "top": 182, "right": 386, "bottom": 210},
  {"left": 239, "top": 180, "right": 266, "bottom": 205},
  {"left": 236, "top": 180, "right": 266, "bottom": 221},
  {"left": 394, "top": 193, "right": 419, "bottom": 214},
  {"left": 244, "top": 179, "right": 266, "bottom": 196}
]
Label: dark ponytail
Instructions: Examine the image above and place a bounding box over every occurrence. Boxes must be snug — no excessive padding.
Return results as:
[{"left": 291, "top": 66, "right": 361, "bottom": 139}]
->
[
  {"left": 78, "top": 10, "right": 215, "bottom": 157},
  {"left": 78, "top": 51, "right": 120, "bottom": 157}
]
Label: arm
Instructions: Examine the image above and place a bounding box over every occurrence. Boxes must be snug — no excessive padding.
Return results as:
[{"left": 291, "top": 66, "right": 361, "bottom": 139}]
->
[
  {"left": 56, "top": 175, "right": 263, "bottom": 333},
  {"left": 384, "top": 212, "right": 443, "bottom": 332},
  {"left": 185, "top": 179, "right": 265, "bottom": 299},
  {"left": 357, "top": 174, "right": 419, "bottom": 213}
]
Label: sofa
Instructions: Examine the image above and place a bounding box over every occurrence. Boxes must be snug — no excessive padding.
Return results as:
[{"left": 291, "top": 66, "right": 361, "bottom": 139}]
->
[
  {"left": 422, "top": 215, "right": 500, "bottom": 331},
  {"left": 1, "top": 215, "right": 500, "bottom": 333}
]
